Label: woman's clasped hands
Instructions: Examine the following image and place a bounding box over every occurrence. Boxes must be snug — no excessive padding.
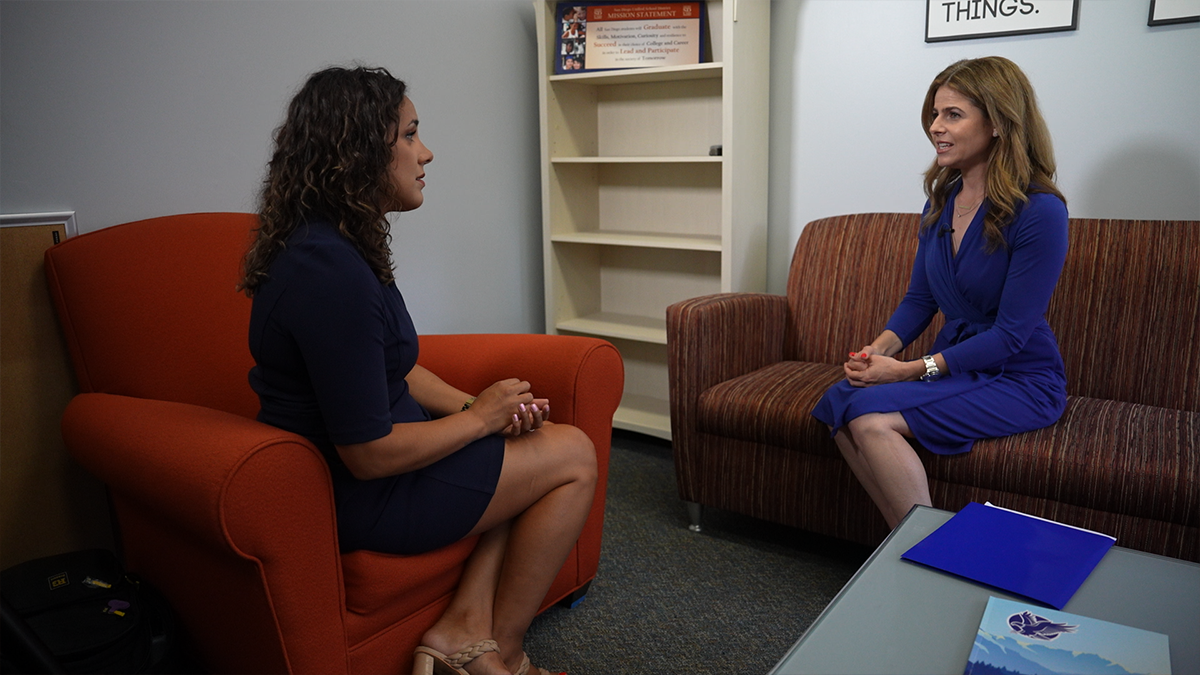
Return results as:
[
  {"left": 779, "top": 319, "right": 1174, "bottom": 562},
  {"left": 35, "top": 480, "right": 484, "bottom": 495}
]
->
[
  {"left": 466, "top": 377, "right": 549, "bottom": 437},
  {"left": 844, "top": 345, "right": 916, "bottom": 388}
]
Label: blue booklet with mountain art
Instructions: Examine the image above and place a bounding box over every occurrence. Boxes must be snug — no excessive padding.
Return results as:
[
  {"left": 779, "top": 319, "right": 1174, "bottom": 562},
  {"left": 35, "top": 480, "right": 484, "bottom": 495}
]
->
[
  {"left": 964, "top": 596, "right": 1171, "bottom": 675},
  {"left": 901, "top": 502, "right": 1116, "bottom": 609}
]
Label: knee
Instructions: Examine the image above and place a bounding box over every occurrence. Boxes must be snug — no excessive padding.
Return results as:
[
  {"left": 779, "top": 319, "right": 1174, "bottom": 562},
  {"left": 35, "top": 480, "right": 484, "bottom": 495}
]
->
[
  {"left": 847, "top": 414, "right": 889, "bottom": 441},
  {"left": 555, "top": 424, "right": 597, "bottom": 486}
]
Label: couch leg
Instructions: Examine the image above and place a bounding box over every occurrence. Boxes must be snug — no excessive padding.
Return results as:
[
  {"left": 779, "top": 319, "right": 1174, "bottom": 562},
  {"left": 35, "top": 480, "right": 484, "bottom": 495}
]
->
[
  {"left": 685, "top": 501, "right": 703, "bottom": 533},
  {"left": 557, "top": 580, "right": 591, "bottom": 609}
]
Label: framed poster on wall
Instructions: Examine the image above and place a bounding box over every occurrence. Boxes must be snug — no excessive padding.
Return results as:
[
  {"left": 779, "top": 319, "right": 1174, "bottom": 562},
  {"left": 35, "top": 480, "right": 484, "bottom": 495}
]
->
[
  {"left": 1148, "top": 0, "right": 1200, "bottom": 25},
  {"left": 0, "top": 211, "right": 79, "bottom": 241},
  {"left": 554, "top": 2, "right": 707, "bottom": 74},
  {"left": 926, "top": 0, "right": 1079, "bottom": 42}
]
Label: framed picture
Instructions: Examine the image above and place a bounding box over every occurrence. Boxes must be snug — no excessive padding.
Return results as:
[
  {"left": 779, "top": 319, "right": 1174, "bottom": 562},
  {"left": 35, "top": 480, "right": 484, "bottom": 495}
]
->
[
  {"left": 925, "top": 0, "right": 1079, "bottom": 43},
  {"left": 0, "top": 211, "right": 78, "bottom": 243},
  {"left": 554, "top": 2, "right": 707, "bottom": 74},
  {"left": 1148, "top": 0, "right": 1200, "bottom": 25}
]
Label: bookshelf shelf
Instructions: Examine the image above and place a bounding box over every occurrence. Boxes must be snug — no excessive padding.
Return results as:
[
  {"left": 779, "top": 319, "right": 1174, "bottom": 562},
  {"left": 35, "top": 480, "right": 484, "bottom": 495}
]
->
[
  {"left": 550, "top": 156, "right": 723, "bottom": 163},
  {"left": 550, "top": 231, "right": 722, "bottom": 251},
  {"left": 549, "top": 62, "right": 723, "bottom": 85},
  {"left": 556, "top": 312, "right": 667, "bottom": 345}
]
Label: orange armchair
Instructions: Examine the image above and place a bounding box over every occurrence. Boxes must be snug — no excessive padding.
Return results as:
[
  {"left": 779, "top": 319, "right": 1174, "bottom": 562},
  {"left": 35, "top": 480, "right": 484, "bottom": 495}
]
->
[{"left": 43, "top": 213, "right": 623, "bottom": 674}]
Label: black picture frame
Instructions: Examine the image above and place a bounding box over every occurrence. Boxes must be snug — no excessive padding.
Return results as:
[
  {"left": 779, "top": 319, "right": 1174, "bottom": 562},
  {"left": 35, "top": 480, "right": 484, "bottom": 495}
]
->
[
  {"left": 925, "top": 0, "right": 1080, "bottom": 43},
  {"left": 1148, "top": 0, "right": 1200, "bottom": 26}
]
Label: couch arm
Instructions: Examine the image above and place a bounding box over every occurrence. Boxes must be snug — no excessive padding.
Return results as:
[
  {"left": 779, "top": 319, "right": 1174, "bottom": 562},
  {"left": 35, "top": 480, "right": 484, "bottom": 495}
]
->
[
  {"left": 61, "top": 393, "right": 349, "bottom": 674},
  {"left": 418, "top": 333, "right": 623, "bottom": 586},
  {"left": 667, "top": 293, "right": 789, "bottom": 438}
]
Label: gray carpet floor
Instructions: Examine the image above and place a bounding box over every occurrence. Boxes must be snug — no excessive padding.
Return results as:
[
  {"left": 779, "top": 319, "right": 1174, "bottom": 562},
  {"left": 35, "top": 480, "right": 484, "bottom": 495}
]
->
[{"left": 523, "top": 431, "right": 871, "bottom": 675}]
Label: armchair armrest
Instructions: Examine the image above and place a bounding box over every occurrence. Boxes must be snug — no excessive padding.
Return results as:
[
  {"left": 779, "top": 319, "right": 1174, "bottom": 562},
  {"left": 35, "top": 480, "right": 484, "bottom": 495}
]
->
[
  {"left": 666, "top": 292, "right": 789, "bottom": 437},
  {"left": 417, "top": 333, "right": 623, "bottom": 434},
  {"left": 417, "top": 333, "right": 623, "bottom": 585},
  {"left": 61, "top": 393, "right": 349, "bottom": 674}
]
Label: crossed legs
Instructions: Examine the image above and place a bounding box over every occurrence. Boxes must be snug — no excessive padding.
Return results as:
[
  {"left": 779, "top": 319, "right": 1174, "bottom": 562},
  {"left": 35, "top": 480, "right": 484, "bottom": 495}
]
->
[
  {"left": 420, "top": 423, "right": 597, "bottom": 674},
  {"left": 833, "top": 412, "right": 932, "bottom": 529}
]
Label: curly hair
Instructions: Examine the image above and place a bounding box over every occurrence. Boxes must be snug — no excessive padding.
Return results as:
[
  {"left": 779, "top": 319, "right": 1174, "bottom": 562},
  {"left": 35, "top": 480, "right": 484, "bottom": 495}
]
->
[
  {"left": 920, "top": 57, "right": 1065, "bottom": 251},
  {"left": 240, "top": 66, "right": 407, "bottom": 296}
]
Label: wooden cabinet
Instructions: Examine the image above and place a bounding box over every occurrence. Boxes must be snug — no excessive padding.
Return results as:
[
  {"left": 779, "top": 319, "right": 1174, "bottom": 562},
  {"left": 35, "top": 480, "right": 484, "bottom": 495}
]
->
[{"left": 535, "top": 0, "right": 769, "bottom": 439}]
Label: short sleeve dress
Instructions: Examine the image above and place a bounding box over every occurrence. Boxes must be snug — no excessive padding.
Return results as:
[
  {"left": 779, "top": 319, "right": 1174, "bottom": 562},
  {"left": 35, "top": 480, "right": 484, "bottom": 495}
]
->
[
  {"left": 248, "top": 219, "right": 504, "bottom": 554},
  {"left": 811, "top": 186, "right": 1069, "bottom": 455}
]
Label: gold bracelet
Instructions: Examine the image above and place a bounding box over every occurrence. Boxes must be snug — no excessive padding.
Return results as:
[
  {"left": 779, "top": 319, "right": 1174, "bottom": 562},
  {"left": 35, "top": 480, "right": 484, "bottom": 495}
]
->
[{"left": 461, "top": 396, "right": 476, "bottom": 411}]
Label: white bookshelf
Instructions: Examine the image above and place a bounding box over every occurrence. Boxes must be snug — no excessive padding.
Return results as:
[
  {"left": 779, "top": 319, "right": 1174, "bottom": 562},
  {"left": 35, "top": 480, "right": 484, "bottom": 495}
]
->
[{"left": 536, "top": 0, "right": 770, "bottom": 440}]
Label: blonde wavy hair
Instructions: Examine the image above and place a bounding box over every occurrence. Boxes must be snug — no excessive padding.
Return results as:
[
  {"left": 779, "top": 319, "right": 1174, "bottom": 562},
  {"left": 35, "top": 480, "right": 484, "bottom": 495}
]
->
[{"left": 920, "top": 57, "right": 1065, "bottom": 251}]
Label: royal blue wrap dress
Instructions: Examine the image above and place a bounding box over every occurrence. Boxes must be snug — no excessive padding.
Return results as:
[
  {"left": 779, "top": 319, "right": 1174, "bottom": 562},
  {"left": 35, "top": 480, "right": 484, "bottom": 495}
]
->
[{"left": 811, "top": 185, "right": 1069, "bottom": 455}]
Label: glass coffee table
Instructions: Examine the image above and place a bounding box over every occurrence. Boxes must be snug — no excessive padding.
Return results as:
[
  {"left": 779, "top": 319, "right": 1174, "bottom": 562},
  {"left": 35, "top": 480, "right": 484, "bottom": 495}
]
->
[{"left": 770, "top": 506, "right": 1199, "bottom": 674}]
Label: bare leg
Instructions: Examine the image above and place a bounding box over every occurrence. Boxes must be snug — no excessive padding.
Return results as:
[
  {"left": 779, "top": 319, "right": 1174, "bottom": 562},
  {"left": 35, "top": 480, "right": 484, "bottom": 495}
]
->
[
  {"left": 421, "top": 423, "right": 597, "bottom": 674},
  {"left": 418, "top": 523, "right": 511, "bottom": 673},
  {"left": 831, "top": 427, "right": 892, "bottom": 521},
  {"left": 844, "top": 413, "right": 932, "bottom": 528}
]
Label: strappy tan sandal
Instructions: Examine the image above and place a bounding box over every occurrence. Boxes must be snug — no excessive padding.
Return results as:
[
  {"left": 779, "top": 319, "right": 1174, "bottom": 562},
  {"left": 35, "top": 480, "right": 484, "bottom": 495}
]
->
[
  {"left": 513, "top": 652, "right": 566, "bottom": 675},
  {"left": 413, "top": 639, "right": 501, "bottom": 675}
]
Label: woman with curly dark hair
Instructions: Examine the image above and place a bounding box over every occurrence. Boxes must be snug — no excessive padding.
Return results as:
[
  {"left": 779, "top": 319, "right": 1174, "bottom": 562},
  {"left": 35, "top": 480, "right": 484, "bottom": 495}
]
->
[{"left": 242, "top": 65, "right": 587, "bottom": 675}]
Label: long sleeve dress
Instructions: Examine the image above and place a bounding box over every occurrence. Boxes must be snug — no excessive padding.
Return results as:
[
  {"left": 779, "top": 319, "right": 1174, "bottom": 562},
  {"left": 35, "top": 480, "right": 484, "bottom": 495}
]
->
[
  {"left": 811, "top": 185, "right": 1069, "bottom": 455},
  {"left": 248, "top": 219, "right": 504, "bottom": 555}
]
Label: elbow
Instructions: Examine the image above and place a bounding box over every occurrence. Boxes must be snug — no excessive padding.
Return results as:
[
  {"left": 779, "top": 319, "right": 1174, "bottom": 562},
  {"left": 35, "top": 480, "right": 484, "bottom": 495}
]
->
[
  {"left": 997, "top": 326, "right": 1031, "bottom": 357},
  {"left": 336, "top": 443, "right": 389, "bottom": 481}
]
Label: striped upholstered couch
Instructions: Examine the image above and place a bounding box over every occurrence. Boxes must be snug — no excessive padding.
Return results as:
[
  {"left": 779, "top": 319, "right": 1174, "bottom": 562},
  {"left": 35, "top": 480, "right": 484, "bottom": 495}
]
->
[{"left": 667, "top": 213, "right": 1199, "bottom": 562}]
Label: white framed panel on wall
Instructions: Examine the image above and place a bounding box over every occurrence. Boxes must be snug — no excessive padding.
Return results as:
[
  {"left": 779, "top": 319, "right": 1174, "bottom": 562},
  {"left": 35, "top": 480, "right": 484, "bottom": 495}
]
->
[
  {"left": 1148, "top": 0, "right": 1200, "bottom": 24},
  {"left": 0, "top": 211, "right": 79, "bottom": 239},
  {"left": 926, "top": 0, "right": 1079, "bottom": 42}
]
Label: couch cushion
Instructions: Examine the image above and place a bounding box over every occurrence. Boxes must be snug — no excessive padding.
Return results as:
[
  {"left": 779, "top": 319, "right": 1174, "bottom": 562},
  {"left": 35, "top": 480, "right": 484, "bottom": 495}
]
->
[
  {"left": 700, "top": 364, "right": 1197, "bottom": 530},
  {"left": 1047, "top": 219, "right": 1199, "bottom": 412},
  {"left": 927, "top": 396, "right": 1199, "bottom": 528},
  {"left": 341, "top": 536, "right": 478, "bottom": 646},
  {"left": 784, "top": 214, "right": 941, "bottom": 366},
  {"left": 697, "top": 361, "right": 845, "bottom": 457}
]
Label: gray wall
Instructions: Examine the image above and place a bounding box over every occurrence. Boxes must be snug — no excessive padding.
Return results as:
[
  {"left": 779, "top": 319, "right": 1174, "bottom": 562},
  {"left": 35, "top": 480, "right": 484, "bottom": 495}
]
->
[
  {"left": 4, "top": 0, "right": 1199, "bottom": 319},
  {"left": 1, "top": 0, "right": 544, "bottom": 334}
]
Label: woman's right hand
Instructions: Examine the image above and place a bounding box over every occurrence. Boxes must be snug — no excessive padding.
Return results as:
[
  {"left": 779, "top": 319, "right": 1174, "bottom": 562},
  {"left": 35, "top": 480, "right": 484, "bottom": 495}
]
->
[
  {"left": 844, "top": 344, "right": 891, "bottom": 386},
  {"left": 845, "top": 345, "right": 881, "bottom": 373},
  {"left": 465, "top": 378, "right": 536, "bottom": 435},
  {"left": 502, "top": 398, "right": 549, "bottom": 437}
]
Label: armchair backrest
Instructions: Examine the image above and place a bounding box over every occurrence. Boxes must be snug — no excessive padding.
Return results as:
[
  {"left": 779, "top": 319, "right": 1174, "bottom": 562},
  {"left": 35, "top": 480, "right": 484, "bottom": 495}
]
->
[
  {"left": 44, "top": 213, "right": 260, "bottom": 419},
  {"left": 784, "top": 213, "right": 1200, "bottom": 411}
]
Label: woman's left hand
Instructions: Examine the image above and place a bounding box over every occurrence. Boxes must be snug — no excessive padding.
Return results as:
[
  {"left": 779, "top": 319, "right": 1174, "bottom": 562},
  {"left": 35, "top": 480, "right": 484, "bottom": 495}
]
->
[
  {"left": 844, "top": 353, "right": 920, "bottom": 387},
  {"left": 502, "top": 398, "right": 550, "bottom": 436}
]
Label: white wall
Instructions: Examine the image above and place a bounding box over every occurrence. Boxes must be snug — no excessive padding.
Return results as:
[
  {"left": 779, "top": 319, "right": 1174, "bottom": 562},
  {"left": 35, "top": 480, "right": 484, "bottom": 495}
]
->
[
  {"left": 768, "top": 0, "right": 1200, "bottom": 294},
  {"left": 1, "top": 0, "right": 544, "bottom": 334}
]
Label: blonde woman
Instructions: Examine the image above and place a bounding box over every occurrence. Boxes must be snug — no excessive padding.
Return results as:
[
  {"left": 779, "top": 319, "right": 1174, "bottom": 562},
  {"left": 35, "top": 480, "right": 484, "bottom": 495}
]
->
[{"left": 812, "top": 57, "right": 1069, "bottom": 529}]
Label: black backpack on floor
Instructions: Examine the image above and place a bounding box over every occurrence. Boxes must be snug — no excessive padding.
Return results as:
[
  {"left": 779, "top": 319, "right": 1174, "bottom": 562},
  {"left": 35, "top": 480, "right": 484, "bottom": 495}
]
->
[{"left": 0, "top": 549, "right": 183, "bottom": 674}]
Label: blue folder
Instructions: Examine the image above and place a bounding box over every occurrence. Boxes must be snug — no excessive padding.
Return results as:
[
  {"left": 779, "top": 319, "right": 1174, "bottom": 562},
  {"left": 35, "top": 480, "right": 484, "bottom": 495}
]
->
[{"left": 901, "top": 502, "right": 1115, "bottom": 609}]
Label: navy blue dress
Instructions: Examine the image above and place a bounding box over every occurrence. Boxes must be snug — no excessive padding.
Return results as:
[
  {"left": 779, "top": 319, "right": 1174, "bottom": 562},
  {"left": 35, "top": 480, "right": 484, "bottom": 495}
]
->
[
  {"left": 248, "top": 219, "right": 504, "bottom": 554},
  {"left": 812, "top": 187, "right": 1069, "bottom": 455}
]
